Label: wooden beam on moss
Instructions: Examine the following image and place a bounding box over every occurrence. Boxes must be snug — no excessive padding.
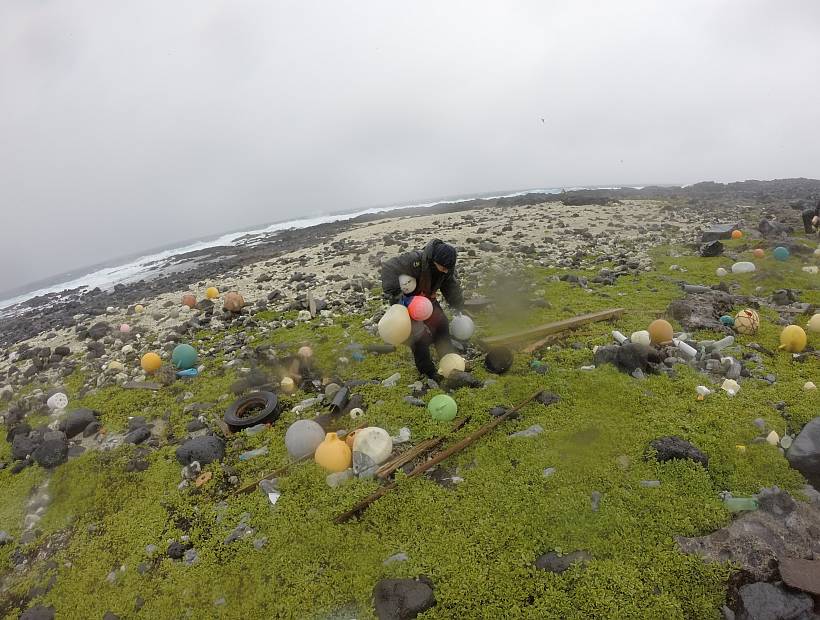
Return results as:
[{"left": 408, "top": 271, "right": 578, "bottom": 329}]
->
[{"left": 480, "top": 307, "right": 625, "bottom": 349}]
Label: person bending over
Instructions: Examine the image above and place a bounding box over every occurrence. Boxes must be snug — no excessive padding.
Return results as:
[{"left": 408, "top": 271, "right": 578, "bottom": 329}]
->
[{"left": 380, "top": 239, "right": 464, "bottom": 380}]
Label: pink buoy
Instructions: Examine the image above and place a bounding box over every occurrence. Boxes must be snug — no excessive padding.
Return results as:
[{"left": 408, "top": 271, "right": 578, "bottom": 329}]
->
[
  {"left": 119, "top": 324, "right": 131, "bottom": 333},
  {"left": 408, "top": 296, "right": 433, "bottom": 321}
]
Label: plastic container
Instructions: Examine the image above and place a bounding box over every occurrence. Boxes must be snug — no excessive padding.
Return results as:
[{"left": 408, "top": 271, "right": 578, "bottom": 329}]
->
[{"left": 724, "top": 497, "right": 758, "bottom": 512}]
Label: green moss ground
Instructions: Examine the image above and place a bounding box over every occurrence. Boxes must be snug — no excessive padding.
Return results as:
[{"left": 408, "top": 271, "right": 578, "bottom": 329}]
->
[{"left": 1, "top": 242, "right": 817, "bottom": 619}]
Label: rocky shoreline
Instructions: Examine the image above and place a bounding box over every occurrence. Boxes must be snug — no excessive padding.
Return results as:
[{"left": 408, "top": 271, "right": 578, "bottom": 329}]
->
[
  {"left": 0, "top": 178, "right": 818, "bottom": 619},
  {"left": 3, "top": 178, "right": 819, "bottom": 351}
]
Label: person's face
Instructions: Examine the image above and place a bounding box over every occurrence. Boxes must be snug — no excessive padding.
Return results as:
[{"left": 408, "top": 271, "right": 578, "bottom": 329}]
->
[{"left": 433, "top": 261, "right": 449, "bottom": 274}]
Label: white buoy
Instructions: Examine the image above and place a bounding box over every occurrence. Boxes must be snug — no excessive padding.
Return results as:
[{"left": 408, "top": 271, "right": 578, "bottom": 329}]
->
[
  {"left": 47, "top": 392, "right": 68, "bottom": 411},
  {"left": 450, "top": 315, "right": 475, "bottom": 341},
  {"left": 630, "top": 330, "right": 651, "bottom": 346},
  {"left": 731, "top": 261, "right": 756, "bottom": 274},
  {"left": 352, "top": 427, "right": 393, "bottom": 465}
]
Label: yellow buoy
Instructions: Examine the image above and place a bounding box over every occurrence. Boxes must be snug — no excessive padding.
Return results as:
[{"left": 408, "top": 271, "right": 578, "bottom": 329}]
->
[
  {"left": 206, "top": 287, "right": 219, "bottom": 299},
  {"left": 779, "top": 325, "right": 807, "bottom": 353},
  {"left": 140, "top": 352, "right": 162, "bottom": 373},
  {"left": 314, "top": 433, "right": 352, "bottom": 473},
  {"left": 280, "top": 377, "right": 296, "bottom": 394},
  {"left": 648, "top": 319, "right": 674, "bottom": 345},
  {"left": 134, "top": 304, "right": 144, "bottom": 314}
]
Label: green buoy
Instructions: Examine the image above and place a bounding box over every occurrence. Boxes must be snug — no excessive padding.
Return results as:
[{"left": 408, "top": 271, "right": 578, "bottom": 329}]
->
[
  {"left": 172, "top": 344, "right": 198, "bottom": 370},
  {"left": 428, "top": 394, "right": 457, "bottom": 422}
]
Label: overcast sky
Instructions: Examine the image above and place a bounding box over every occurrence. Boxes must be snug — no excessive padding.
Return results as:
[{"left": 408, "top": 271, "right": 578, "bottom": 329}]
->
[{"left": 1, "top": 1, "right": 819, "bottom": 293}]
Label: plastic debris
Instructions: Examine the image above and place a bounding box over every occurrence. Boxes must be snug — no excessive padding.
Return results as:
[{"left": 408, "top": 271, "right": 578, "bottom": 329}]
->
[
  {"left": 259, "top": 479, "right": 280, "bottom": 505},
  {"left": 612, "top": 330, "right": 628, "bottom": 344},
  {"left": 695, "top": 385, "right": 712, "bottom": 400},
  {"left": 508, "top": 424, "right": 544, "bottom": 438},
  {"left": 724, "top": 497, "right": 758, "bottom": 512},
  {"left": 239, "top": 447, "right": 268, "bottom": 461},
  {"left": 391, "top": 427, "right": 411, "bottom": 444},
  {"left": 674, "top": 339, "right": 697, "bottom": 359},
  {"left": 382, "top": 373, "right": 401, "bottom": 387},
  {"left": 765, "top": 431, "right": 780, "bottom": 446},
  {"left": 805, "top": 382, "right": 817, "bottom": 391},
  {"left": 176, "top": 368, "right": 199, "bottom": 378},
  {"left": 721, "top": 379, "right": 740, "bottom": 396},
  {"left": 706, "top": 335, "right": 735, "bottom": 353}
]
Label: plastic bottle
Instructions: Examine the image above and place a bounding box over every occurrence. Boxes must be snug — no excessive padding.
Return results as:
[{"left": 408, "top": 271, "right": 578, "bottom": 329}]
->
[
  {"left": 612, "top": 331, "right": 628, "bottom": 344},
  {"left": 239, "top": 447, "right": 268, "bottom": 461},
  {"left": 724, "top": 497, "right": 758, "bottom": 512}
]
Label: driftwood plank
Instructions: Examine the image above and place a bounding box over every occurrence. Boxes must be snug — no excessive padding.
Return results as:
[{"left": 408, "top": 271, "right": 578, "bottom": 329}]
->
[{"left": 481, "top": 308, "right": 624, "bottom": 348}]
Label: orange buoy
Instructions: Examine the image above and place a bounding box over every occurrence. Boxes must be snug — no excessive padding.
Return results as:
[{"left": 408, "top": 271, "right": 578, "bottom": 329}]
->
[
  {"left": 731, "top": 230, "right": 742, "bottom": 239},
  {"left": 223, "top": 291, "right": 245, "bottom": 313},
  {"left": 753, "top": 248, "right": 764, "bottom": 258},
  {"left": 140, "top": 352, "right": 162, "bottom": 373},
  {"left": 182, "top": 294, "right": 196, "bottom": 308},
  {"left": 648, "top": 319, "right": 674, "bottom": 345}
]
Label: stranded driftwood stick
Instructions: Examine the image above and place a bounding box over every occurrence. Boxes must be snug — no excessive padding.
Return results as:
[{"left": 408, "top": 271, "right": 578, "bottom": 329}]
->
[
  {"left": 481, "top": 308, "right": 625, "bottom": 349},
  {"left": 333, "top": 389, "right": 544, "bottom": 524},
  {"left": 375, "top": 416, "right": 471, "bottom": 480}
]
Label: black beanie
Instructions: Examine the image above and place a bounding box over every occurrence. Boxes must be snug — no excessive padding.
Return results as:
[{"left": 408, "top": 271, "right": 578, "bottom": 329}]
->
[{"left": 433, "top": 243, "right": 457, "bottom": 270}]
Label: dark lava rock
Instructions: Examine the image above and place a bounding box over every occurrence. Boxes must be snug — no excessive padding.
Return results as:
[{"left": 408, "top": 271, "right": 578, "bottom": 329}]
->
[
  {"left": 175, "top": 435, "right": 225, "bottom": 466},
  {"left": 87, "top": 322, "right": 110, "bottom": 340},
  {"left": 54, "top": 346, "right": 71, "bottom": 357},
  {"left": 735, "top": 582, "right": 812, "bottom": 620},
  {"left": 373, "top": 577, "right": 436, "bottom": 620},
  {"left": 593, "top": 343, "right": 663, "bottom": 374},
  {"left": 535, "top": 550, "right": 592, "bottom": 573},
  {"left": 536, "top": 391, "right": 560, "bottom": 406},
  {"left": 667, "top": 290, "right": 735, "bottom": 332},
  {"left": 83, "top": 421, "right": 101, "bottom": 437},
  {"left": 699, "top": 240, "right": 724, "bottom": 257},
  {"left": 64, "top": 408, "right": 97, "bottom": 438},
  {"left": 444, "top": 371, "right": 483, "bottom": 390},
  {"left": 124, "top": 427, "right": 151, "bottom": 445},
  {"left": 128, "top": 416, "right": 148, "bottom": 431},
  {"left": 167, "top": 541, "right": 189, "bottom": 560},
  {"left": 786, "top": 416, "right": 820, "bottom": 488},
  {"left": 186, "top": 419, "right": 207, "bottom": 432},
  {"left": 648, "top": 436, "right": 708, "bottom": 467},
  {"left": 758, "top": 218, "right": 793, "bottom": 238},
  {"left": 12, "top": 434, "right": 39, "bottom": 460},
  {"left": 701, "top": 223, "right": 738, "bottom": 242},
  {"left": 33, "top": 436, "right": 69, "bottom": 468},
  {"left": 19, "top": 605, "right": 56, "bottom": 620}
]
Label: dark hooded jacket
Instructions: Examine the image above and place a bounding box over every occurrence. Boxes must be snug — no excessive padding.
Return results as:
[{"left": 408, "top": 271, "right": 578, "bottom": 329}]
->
[
  {"left": 802, "top": 199, "right": 820, "bottom": 234},
  {"left": 380, "top": 239, "right": 464, "bottom": 309}
]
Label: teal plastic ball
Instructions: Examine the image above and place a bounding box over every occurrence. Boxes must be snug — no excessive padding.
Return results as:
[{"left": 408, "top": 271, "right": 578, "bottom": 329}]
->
[
  {"left": 773, "top": 246, "right": 790, "bottom": 261},
  {"left": 171, "top": 344, "right": 198, "bottom": 370},
  {"left": 428, "top": 394, "right": 457, "bottom": 422},
  {"left": 719, "top": 315, "right": 735, "bottom": 326}
]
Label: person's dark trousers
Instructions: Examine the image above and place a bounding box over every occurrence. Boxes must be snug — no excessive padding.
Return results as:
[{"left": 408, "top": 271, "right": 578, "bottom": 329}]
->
[
  {"left": 411, "top": 301, "right": 453, "bottom": 378},
  {"left": 802, "top": 208, "right": 817, "bottom": 234}
]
